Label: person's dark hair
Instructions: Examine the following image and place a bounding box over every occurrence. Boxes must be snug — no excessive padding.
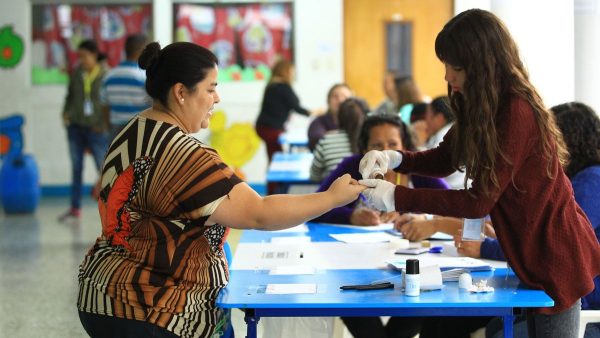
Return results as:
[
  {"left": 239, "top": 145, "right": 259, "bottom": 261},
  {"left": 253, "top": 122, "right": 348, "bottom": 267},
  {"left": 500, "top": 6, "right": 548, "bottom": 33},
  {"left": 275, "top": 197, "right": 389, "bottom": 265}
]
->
[
  {"left": 139, "top": 42, "right": 218, "bottom": 107},
  {"left": 78, "top": 39, "right": 106, "bottom": 62},
  {"left": 551, "top": 102, "right": 600, "bottom": 178},
  {"left": 435, "top": 9, "right": 567, "bottom": 197},
  {"left": 327, "top": 83, "right": 352, "bottom": 104},
  {"left": 410, "top": 102, "right": 428, "bottom": 123},
  {"left": 392, "top": 75, "right": 422, "bottom": 112},
  {"left": 125, "top": 33, "right": 148, "bottom": 59},
  {"left": 358, "top": 114, "right": 416, "bottom": 153},
  {"left": 338, "top": 97, "right": 369, "bottom": 153},
  {"left": 429, "top": 96, "right": 454, "bottom": 123}
]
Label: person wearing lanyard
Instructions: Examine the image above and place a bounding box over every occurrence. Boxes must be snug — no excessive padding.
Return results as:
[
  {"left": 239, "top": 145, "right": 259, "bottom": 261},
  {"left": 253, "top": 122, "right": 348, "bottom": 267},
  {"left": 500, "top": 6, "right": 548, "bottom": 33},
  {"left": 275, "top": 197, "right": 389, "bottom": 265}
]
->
[{"left": 60, "top": 39, "right": 109, "bottom": 223}]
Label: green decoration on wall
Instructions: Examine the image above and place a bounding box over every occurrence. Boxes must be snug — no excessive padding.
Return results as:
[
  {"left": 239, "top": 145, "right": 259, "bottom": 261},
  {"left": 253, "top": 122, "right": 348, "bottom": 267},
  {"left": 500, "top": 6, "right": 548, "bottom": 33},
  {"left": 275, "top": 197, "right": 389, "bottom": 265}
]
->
[{"left": 0, "top": 26, "right": 24, "bottom": 69}]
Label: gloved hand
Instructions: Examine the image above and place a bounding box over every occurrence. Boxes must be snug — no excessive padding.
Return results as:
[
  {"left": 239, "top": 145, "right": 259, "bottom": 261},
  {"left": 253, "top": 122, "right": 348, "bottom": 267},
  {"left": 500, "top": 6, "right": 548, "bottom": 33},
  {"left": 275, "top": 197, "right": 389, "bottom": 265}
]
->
[
  {"left": 359, "top": 150, "right": 403, "bottom": 179},
  {"left": 359, "top": 179, "right": 396, "bottom": 212}
]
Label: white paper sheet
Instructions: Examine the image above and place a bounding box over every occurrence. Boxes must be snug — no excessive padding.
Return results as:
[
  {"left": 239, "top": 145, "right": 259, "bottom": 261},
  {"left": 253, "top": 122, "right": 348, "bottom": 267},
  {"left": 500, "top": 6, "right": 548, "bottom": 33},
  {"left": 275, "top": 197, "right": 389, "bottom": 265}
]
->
[
  {"left": 270, "top": 161, "right": 310, "bottom": 171},
  {"left": 271, "top": 236, "right": 311, "bottom": 244},
  {"left": 330, "top": 232, "right": 396, "bottom": 243},
  {"left": 321, "top": 223, "right": 394, "bottom": 231},
  {"left": 388, "top": 256, "right": 492, "bottom": 272},
  {"left": 275, "top": 223, "right": 309, "bottom": 233},
  {"left": 269, "top": 266, "right": 316, "bottom": 275},
  {"left": 266, "top": 283, "right": 317, "bottom": 294},
  {"left": 231, "top": 242, "right": 399, "bottom": 270},
  {"left": 429, "top": 232, "right": 453, "bottom": 240}
]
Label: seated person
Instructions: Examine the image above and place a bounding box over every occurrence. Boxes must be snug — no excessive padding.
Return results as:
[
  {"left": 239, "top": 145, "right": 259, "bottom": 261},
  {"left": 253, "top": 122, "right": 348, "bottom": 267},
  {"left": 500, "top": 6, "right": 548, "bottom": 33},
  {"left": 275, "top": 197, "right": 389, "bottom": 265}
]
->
[
  {"left": 312, "top": 114, "right": 449, "bottom": 226},
  {"left": 307, "top": 83, "right": 353, "bottom": 151},
  {"left": 310, "top": 97, "right": 369, "bottom": 182}
]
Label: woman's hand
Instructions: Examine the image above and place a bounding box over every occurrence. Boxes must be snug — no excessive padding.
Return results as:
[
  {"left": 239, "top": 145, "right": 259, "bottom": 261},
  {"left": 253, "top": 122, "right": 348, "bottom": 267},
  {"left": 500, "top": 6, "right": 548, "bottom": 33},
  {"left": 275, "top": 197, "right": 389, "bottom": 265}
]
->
[
  {"left": 380, "top": 211, "right": 401, "bottom": 224},
  {"left": 397, "top": 215, "right": 436, "bottom": 241},
  {"left": 326, "top": 174, "right": 366, "bottom": 206},
  {"left": 454, "top": 230, "right": 482, "bottom": 258},
  {"left": 350, "top": 208, "right": 382, "bottom": 225}
]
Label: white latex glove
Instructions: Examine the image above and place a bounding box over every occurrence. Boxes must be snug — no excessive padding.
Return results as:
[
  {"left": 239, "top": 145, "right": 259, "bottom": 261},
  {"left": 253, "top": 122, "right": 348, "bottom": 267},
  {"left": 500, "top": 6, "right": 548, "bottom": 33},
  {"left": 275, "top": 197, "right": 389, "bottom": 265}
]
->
[
  {"left": 359, "top": 179, "right": 396, "bottom": 212},
  {"left": 359, "top": 150, "right": 403, "bottom": 179}
]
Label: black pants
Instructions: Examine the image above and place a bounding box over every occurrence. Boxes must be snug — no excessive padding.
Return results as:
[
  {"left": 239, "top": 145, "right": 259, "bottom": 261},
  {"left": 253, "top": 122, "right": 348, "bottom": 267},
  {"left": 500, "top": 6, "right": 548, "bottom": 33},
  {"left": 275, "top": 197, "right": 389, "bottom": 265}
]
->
[
  {"left": 79, "top": 311, "right": 180, "bottom": 338},
  {"left": 341, "top": 316, "right": 423, "bottom": 338},
  {"left": 341, "top": 316, "right": 491, "bottom": 338}
]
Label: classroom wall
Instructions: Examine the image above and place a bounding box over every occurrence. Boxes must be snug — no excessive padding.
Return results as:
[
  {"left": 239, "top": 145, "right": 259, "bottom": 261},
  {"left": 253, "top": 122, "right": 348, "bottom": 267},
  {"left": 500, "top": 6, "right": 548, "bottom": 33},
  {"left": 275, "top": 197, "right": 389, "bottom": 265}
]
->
[
  {"left": 343, "top": 0, "right": 453, "bottom": 107},
  {"left": 0, "top": 0, "right": 344, "bottom": 189}
]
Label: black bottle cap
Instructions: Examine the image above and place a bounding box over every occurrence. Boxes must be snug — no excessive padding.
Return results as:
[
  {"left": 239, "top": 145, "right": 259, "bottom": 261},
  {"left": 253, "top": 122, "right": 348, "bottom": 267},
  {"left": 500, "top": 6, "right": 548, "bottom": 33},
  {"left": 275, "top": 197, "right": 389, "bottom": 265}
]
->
[{"left": 406, "top": 259, "right": 419, "bottom": 274}]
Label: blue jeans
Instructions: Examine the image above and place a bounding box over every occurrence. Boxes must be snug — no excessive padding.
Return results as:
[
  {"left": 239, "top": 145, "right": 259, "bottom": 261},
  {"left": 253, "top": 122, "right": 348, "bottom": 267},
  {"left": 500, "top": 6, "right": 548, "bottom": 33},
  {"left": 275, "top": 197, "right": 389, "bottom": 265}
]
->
[
  {"left": 66, "top": 124, "right": 108, "bottom": 209},
  {"left": 487, "top": 299, "right": 582, "bottom": 338}
]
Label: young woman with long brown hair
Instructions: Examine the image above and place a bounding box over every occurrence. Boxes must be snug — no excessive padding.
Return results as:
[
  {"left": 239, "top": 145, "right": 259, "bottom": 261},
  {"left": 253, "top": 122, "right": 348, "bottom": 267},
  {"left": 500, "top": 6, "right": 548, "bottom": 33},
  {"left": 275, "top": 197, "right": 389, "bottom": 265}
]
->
[{"left": 359, "top": 9, "right": 600, "bottom": 337}]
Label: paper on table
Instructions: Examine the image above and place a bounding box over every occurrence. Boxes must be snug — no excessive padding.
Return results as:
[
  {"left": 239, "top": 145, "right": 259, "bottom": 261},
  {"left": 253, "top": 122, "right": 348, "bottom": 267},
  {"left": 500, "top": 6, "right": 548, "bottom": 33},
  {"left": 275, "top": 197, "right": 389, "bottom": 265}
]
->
[
  {"left": 275, "top": 223, "right": 309, "bottom": 233},
  {"left": 231, "top": 242, "right": 399, "bottom": 270},
  {"left": 388, "top": 256, "right": 492, "bottom": 272},
  {"left": 270, "top": 161, "right": 308, "bottom": 171},
  {"left": 330, "top": 232, "right": 396, "bottom": 243},
  {"left": 402, "top": 264, "right": 443, "bottom": 290},
  {"left": 269, "top": 266, "right": 316, "bottom": 275},
  {"left": 429, "top": 232, "right": 453, "bottom": 240},
  {"left": 322, "top": 223, "right": 394, "bottom": 231},
  {"left": 271, "top": 236, "right": 311, "bottom": 244},
  {"left": 266, "top": 283, "right": 317, "bottom": 294}
]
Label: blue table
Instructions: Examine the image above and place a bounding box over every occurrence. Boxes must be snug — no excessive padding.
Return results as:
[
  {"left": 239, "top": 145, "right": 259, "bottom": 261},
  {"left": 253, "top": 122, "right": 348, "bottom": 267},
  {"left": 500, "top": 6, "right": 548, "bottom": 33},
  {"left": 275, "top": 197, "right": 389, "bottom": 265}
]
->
[
  {"left": 266, "top": 152, "right": 315, "bottom": 193},
  {"left": 217, "top": 223, "right": 554, "bottom": 338},
  {"left": 278, "top": 131, "right": 309, "bottom": 152}
]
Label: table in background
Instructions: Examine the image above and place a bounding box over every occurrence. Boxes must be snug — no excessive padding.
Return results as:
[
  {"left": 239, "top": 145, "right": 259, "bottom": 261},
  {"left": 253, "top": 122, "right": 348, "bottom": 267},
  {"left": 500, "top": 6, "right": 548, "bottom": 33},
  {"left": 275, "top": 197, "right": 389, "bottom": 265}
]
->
[
  {"left": 218, "top": 223, "right": 554, "bottom": 338},
  {"left": 278, "top": 131, "right": 309, "bottom": 152},
  {"left": 266, "top": 151, "right": 315, "bottom": 193}
]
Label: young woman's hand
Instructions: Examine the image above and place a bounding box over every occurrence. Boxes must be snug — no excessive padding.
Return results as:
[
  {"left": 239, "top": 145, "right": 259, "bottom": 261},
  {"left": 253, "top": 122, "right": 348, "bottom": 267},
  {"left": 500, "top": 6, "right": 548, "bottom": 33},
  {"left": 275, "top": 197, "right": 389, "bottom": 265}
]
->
[
  {"left": 454, "top": 230, "right": 482, "bottom": 258},
  {"left": 326, "top": 174, "right": 366, "bottom": 206},
  {"left": 398, "top": 217, "right": 436, "bottom": 241},
  {"left": 359, "top": 150, "right": 403, "bottom": 179},
  {"left": 380, "top": 211, "right": 401, "bottom": 224},
  {"left": 350, "top": 208, "right": 382, "bottom": 225}
]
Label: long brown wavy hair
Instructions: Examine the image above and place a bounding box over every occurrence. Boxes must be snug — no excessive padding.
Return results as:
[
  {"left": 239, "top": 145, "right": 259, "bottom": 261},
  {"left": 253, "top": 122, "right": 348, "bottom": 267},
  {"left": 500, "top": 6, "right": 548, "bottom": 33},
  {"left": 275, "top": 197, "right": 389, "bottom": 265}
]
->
[{"left": 434, "top": 9, "right": 567, "bottom": 197}]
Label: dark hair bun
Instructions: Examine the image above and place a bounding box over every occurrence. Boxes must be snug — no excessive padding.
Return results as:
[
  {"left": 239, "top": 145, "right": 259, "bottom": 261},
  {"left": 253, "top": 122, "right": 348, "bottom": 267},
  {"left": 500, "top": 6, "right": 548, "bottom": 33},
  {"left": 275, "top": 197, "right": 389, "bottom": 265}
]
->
[{"left": 138, "top": 42, "right": 161, "bottom": 71}]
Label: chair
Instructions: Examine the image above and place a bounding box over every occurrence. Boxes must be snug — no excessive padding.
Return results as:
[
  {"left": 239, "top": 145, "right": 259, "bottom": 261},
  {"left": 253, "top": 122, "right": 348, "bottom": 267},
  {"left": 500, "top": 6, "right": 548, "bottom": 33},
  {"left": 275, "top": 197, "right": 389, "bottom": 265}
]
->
[{"left": 579, "top": 310, "right": 600, "bottom": 338}]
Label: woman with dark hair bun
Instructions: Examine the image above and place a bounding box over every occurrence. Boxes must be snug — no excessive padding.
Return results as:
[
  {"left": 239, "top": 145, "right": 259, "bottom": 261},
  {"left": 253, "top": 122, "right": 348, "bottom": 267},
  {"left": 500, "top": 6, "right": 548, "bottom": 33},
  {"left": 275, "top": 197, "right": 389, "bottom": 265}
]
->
[
  {"left": 76, "top": 41, "right": 365, "bottom": 338},
  {"left": 59, "top": 39, "right": 109, "bottom": 223}
]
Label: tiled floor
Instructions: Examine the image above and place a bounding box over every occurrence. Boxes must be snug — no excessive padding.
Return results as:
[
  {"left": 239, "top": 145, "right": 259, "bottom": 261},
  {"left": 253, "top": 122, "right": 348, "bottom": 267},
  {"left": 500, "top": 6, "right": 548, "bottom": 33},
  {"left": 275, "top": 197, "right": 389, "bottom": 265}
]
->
[
  {"left": 0, "top": 197, "right": 347, "bottom": 338},
  {"left": 0, "top": 197, "right": 491, "bottom": 338}
]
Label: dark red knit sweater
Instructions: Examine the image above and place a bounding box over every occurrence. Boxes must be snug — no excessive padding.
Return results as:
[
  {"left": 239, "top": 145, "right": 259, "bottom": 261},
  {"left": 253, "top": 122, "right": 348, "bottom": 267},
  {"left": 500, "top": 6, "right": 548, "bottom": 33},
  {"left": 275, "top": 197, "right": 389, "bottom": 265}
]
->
[{"left": 395, "top": 96, "right": 600, "bottom": 314}]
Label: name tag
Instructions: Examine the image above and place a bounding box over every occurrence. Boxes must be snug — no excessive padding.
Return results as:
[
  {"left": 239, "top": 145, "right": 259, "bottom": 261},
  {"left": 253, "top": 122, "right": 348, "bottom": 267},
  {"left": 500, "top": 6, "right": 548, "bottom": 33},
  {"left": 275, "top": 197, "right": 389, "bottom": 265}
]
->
[{"left": 83, "top": 99, "right": 93, "bottom": 116}]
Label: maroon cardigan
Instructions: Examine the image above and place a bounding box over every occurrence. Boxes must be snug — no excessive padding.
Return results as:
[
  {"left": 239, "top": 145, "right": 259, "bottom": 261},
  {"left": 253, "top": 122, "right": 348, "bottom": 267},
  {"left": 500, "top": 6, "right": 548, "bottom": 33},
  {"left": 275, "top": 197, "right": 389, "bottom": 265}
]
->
[{"left": 393, "top": 96, "right": 600, "bottom": 314}]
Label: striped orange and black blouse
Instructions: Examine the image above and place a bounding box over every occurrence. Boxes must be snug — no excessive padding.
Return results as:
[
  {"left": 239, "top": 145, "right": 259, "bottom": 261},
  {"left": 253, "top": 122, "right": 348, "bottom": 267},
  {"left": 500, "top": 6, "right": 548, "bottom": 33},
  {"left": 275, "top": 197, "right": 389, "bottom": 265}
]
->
[{"left": 78, "top": 116, "right": 241, "bottom": 338}]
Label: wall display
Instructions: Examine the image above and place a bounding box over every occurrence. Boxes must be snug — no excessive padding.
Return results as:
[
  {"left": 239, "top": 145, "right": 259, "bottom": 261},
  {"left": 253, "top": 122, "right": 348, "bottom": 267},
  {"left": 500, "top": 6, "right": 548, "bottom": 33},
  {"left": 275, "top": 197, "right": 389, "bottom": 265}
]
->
[
  {"left": 175, "top": 3, "right": 292, "bottom": 82},
  {"left": 0, "top": 26, "right": 24, "bottom": 69},
  {"left": 31, "top": 4, "right": 152, "bottom": 84}
]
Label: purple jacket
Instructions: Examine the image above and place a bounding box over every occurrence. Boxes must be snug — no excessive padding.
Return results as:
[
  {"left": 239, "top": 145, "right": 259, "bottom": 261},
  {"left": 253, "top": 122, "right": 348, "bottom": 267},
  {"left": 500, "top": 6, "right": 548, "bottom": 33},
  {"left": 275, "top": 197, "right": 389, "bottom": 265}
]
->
[
  {"left": 311, "top": 154, "right": 449, "bottom": 224},
  {"left": 308, "top": 113, "right": 337, "bottom": 151}
]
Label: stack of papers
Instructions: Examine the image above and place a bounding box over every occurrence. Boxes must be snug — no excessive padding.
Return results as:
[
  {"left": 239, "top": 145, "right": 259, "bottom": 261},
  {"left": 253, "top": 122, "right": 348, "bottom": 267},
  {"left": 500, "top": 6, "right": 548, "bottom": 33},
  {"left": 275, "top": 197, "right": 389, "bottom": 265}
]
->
[{"left": 441, "top": 268, "right": 469, "bottom": 282}]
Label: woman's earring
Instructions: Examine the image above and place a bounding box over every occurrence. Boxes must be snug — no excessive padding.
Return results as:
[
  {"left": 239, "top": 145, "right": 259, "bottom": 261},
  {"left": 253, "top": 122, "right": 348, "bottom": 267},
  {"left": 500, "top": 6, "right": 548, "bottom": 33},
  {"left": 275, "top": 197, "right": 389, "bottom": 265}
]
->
[{"left": 180, "top": 98, "right": 184, "bottom": 103}]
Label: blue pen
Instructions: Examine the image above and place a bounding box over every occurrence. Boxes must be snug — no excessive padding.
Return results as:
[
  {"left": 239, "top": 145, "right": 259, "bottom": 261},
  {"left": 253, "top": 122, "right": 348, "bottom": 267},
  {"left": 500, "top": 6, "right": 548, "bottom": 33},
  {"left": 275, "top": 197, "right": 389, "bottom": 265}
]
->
[{"left": 429, "top": 246, "right": 443, "bottom": 254}]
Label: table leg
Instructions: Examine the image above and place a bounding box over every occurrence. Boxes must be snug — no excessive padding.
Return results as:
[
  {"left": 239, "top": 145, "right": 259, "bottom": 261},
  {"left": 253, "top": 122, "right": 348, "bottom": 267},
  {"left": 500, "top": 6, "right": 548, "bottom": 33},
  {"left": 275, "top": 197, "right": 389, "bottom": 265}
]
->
[
  {"left": 244, "top": 309, "right": 259, "bottom": 338},
  {"left": 503, "top": 314, "right": 514, "bottom": 338}
]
